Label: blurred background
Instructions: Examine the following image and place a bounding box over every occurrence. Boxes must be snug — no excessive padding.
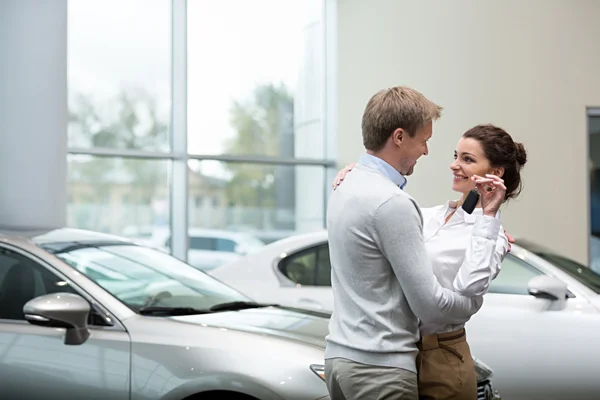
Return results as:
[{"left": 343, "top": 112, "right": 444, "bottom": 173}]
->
[{"left": 3, "top": 0, "right": 600, "bottom": 271}]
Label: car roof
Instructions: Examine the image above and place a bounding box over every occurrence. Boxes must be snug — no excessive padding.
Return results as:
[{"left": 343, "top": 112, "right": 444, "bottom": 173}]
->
[{"left": 0, "top": 227, "right": 133, "bottom": 251}]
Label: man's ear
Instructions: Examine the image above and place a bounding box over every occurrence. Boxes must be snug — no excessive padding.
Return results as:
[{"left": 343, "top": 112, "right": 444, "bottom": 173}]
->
[{"left": 392, "top": 128, "right": 404, "bottom": 146}]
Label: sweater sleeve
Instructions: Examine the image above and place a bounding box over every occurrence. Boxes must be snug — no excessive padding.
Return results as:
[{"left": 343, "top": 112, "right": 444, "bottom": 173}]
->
[{"left": 372, "top": 194, "right": 483, "bottom": 325}]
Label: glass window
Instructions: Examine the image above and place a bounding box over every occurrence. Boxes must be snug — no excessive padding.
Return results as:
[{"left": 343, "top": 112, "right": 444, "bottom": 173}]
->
[
  {"left": 316, "top": 245, "right": 331, "bottom": 286},
  {"left": 589, "top": 112, "right": 600, "bottom": 272},
  {"left": 0, "top": 248, "right": 77, "bottom": 321},
  {"left": 186, "top": 0, "right": 325, "bottom": 159},
  {"left": 280, "top": 250, "right": 317, "bottom": 286},
  {"left": 528, "top": 251, "right": 600, "bottom": 294},
  {"left": 67, "top": 155, "right": 170, "bottom": 245},
  {"left": 67, "top": 0, "right": 171, "bottom": 152},
  {"left": 55, "top": 245, "right": 250, "bottom": 311},
  {"left": 279, "top": 244, "right": 330, "bottom": 287},
  {"left": 188, "top": 160, "right": 325, "bottom": 248},
  {"left": 488, "top": 254, "right": 543, "bottom": 295}
]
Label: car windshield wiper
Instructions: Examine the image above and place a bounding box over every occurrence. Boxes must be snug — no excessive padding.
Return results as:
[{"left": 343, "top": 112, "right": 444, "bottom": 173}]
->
[
  {"left": 209, "top": 301, "right": 278, "bottom": 312},
  {"left": 137, "top": 306, "right": 211, "bottom": 316},
  {"left": 138, "top": 301, "right": 278, "bottom": 316}
]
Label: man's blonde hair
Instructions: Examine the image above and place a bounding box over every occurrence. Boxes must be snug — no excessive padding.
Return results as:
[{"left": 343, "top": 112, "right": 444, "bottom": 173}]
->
[{"left": 362, "top": 86, "right": 443, "bottom": 151}]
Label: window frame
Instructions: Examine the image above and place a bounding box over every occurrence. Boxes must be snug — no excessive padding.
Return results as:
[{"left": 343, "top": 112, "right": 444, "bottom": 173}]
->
[{"left": 0, "top": 243, "right": 123, "bottom": 330}]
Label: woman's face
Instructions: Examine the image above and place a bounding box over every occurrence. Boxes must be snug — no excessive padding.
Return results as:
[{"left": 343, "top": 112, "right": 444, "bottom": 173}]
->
[{"left": 450, "top": 137, "right": 495, "bottom": 194}]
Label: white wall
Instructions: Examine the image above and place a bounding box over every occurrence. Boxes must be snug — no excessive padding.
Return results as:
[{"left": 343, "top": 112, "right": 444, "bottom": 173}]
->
[
  {"left": 0, "top": 0, "right": 67, "bottom": 230},
  {"left": 336, "top": 0, "right": 600, "bottom": 264}
]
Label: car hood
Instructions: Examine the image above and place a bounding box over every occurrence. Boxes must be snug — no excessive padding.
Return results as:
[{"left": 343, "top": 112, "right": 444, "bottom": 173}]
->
[{"left": 169, "top": 306, "right": 329, "bottom": 349}]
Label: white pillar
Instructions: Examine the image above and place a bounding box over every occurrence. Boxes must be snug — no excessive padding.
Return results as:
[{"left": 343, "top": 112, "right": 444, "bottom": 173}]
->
[
  {"left": 0, "top": 0, "right": 67, "bottom": 230},
  {"left": 294, "top": 0, "right": 326, "bottom": 233}
]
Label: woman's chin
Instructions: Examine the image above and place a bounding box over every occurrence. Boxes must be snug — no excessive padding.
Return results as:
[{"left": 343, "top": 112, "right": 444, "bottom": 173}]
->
[{"left": 452, "top": 182, "right": 471, "bottom": 193}]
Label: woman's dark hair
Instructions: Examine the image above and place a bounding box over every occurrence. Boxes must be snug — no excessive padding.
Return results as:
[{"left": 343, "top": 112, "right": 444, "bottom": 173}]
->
[{"left": 462, "top": 124, "right": 527, "bottom": 202}]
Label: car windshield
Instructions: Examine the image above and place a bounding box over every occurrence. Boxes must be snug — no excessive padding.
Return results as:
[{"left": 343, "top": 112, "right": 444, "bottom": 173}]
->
[{"left": 55, "top": 244, "right": 252, "bottom": 311}]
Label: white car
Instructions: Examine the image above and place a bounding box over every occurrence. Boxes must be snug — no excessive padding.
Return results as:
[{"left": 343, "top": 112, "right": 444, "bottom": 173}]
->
[
  {"left": 210, "top": 230, "right": 600, "bottom": 400},
  {"left": 121, "top": 226, "right": 266, "bottom": 271},
  {"left": 163, "top": 228, "right": 266, "bottom": 271}
]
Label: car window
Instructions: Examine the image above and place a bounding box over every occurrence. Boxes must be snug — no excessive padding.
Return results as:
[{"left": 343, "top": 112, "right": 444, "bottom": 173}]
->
[
  {"left": 316, "top": 246, "right": 331, "bottom": 286},
  {"left": 0, "top": 247, "right": 78, "bottom": 321},
  {"left": 279, "top": 244, "right": 330, "bottom": 287},
  {"left": 532, "top": 252, "right": 600, "bottom": 294},
  {"left": 215, "top": 238, "right": 236, "bottom": 252},
  {"left": 488, "top": 254, "right": 543, "bottom": 295},
  {"left": 189, "top": 236, "right": 216, "bottom": 251},
  {"left": 55, "top": 244, "right": 250, "bottom": 311}
]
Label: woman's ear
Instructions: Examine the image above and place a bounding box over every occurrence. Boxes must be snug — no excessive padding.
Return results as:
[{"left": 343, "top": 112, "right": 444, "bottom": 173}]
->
[{"left": 493, "top": 167, "right": 505, "bottom": 178}]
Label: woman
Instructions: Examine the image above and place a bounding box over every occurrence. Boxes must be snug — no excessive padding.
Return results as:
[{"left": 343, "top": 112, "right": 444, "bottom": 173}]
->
[{"left": 332, "top": 124, "right": 527, "bottom": 400}]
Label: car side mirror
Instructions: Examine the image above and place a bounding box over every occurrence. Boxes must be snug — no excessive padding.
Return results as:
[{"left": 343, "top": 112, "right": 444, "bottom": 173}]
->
[
  {"left": 527, "top": 275, "right": 568, "bottom": 301},
  {"left": 23, "top": 293, "right": 91, "bottom": 346}
]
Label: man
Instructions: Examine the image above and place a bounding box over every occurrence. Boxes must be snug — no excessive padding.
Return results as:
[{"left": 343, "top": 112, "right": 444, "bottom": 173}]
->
[{"left": 324, "top": 86, "right": 484, "bottom": 400}]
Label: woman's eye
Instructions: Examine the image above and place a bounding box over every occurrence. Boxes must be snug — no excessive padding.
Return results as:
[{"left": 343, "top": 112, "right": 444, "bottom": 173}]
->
[{"left": 464, "top": 157, "right": 473, "bottom": 162}]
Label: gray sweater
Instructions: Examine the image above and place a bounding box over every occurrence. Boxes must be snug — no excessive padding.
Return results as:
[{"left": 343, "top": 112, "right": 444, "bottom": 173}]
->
[{"left": 324, "top": 162, "right": 483, "bottom": 373}]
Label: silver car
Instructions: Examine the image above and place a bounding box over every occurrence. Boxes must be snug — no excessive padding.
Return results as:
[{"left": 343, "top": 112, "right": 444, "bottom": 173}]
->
[{"left": 0, "top": 228, "right": 497, "bottom": 400}]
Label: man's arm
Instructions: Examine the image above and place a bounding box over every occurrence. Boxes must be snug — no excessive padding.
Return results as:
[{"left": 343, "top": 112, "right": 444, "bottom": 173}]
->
[
  {"left": 452, "top": 220, "right": 508, "bottom": 296},
  {"left": 372, "top": 195, "right": 482, "bottom": 325}
]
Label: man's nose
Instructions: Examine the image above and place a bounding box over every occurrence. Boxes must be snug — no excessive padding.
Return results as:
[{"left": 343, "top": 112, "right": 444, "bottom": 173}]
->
[{"left": 423, "top": 145, "right": 428, "bottom": 156}]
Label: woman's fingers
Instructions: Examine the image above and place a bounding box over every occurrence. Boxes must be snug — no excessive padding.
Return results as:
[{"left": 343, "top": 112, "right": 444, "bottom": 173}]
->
[{"left": 332, "top": 164, "right": 355, "bottom": 189}]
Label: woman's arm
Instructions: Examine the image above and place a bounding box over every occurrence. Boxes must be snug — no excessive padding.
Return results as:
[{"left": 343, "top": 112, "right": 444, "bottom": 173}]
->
[{"left": 452, "top": 219, "right": 509, "bottom": 297}]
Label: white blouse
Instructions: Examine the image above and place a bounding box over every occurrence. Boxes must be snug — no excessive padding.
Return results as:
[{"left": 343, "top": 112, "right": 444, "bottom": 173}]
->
[{"left": 418, "top": 200, "right": 509, "bottom": 335}]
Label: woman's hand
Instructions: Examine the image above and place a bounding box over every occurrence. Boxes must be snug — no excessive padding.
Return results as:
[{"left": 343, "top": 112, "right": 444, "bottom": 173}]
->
[
  {"left": 332, "top": 163, "right": 356, "bottom": 189},
  {"left": 472, "top": 174, "right": 506, "bottom": 216}
]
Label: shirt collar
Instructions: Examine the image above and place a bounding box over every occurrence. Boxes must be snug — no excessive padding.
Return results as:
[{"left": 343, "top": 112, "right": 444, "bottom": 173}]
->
[
  {"left": 444, "top": 200, "right": 501, "bottom": 224},
  {"left": 358, "top": 153, "right": 407, "bottom": 189}
]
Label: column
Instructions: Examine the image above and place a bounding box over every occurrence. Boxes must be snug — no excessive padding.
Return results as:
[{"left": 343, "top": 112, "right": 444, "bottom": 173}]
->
[{"left": 0, "top": 0, "right": 68, "bottom": 230}]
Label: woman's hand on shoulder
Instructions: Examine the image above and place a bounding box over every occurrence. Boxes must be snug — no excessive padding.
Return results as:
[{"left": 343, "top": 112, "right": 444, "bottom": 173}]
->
[{"left": 332, "top": 163, "right": 356, "bottom": 189}]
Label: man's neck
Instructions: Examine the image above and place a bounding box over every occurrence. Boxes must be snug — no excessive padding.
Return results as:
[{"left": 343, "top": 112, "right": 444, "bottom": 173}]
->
[{"left": 366, "top": 150, "right": 401, "bottom": 174}]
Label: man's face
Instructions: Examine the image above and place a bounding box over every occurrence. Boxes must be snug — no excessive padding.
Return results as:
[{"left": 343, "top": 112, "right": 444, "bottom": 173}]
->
[{"left": 397, "top": 121, "right": 432, "bottom": 176}]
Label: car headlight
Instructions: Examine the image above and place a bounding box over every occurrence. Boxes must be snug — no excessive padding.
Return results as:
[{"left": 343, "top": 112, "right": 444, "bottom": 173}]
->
[
  {"left": 473, "top": 357, "right": 493, "bottom": 382},
  {"left": 310, "top": 364, "right": 325, "bottom": 381}
]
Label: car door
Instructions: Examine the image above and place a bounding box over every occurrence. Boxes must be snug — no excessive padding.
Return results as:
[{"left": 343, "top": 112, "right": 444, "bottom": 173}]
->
[
  {"left": 0, "top": 244, "right": 131, "bottom": 400},
  {"left": 466, "top": 253, "right": 600, "bottom": 400},
  {"left": 275, "top": 244, "right": 334, "bottom": 311}
]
